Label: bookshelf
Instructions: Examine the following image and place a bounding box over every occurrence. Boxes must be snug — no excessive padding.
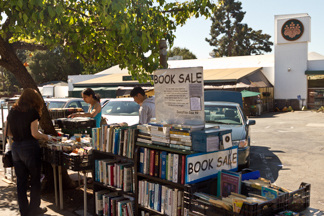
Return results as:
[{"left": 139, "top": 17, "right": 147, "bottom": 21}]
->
[
  {"left": 136, "top": 142, "right": 197, "bottom": 155},
  {"left": 138, "top": 205, "right": 168, "bottom": 216},
  {"left": 137, "top": 173, "right": 186, "bottom": 190}
]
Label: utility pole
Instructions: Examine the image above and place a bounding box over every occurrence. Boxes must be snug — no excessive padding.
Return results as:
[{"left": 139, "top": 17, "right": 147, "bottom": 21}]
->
[{"left": 159, "top": 39, "right": 167, "bottom": 69}]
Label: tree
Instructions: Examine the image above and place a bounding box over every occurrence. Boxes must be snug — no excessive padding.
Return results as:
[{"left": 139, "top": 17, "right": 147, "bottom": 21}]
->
[
  {"left": 206, "top": 0, "right": 273, "bottom": 57},
  {"left": 168, "top": 47, "right": 197, "bottom": 59},
  {"left": 27, "top": 47, "right": 84, "bottom": 84},
  {"left": 0, "top": 0, "right": 215, "bottom": 134}
]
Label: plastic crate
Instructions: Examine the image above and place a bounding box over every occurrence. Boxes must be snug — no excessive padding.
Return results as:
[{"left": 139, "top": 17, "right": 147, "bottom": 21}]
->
[
  {"left": 62, "top": 153, "right": 93, "bottom": 171},
  {"left": 186, "top": 182, "right": 310, "bottom": 216},
  {"left": 49, "top": 108, "right": 83, "bottom": 119},
  {"left": 55, "top": 117, "right": 96, "bottom": 129},
  {"left": 46, "top": 148, "right": 63, "bottom": 166},
  {"left": 61, "top": 128, "right": 92, "bottom": 137}
]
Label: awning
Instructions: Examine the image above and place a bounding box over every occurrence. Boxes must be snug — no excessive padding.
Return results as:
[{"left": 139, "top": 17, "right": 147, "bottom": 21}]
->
[
  {"left": 305, "top": 70, "right": 324, "bottom": 75},
  {"left": 241, "top": 90, "right": 260, "bottom": 98},
  {"left": 69, "top": 87, "right": 119, "bottom": 98}
]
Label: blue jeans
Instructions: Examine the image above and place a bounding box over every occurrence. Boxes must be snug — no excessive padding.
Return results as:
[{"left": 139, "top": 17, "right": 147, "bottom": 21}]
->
[{"left": 12, "top": 140, "right": 41, "bottom": 216}]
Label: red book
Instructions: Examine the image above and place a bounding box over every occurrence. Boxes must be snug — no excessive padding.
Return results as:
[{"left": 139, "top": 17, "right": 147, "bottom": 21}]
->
[
  {"left": 150, "top": 150, "right": 155, "bottom": 176},
  {"left": 181, "top": 155, "right": 185, "bottom": 184}
]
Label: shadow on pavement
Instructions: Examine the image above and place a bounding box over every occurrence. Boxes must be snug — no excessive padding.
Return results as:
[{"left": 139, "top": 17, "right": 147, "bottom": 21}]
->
[
  {"left": 249, "top": 145, "right": 284, "bottom": 183},
  {"left": 301, "top": 208, "right": 324, "bottom": 216},
  {"left": 0, "top": 185, "right": 19, "bottom": 214}
]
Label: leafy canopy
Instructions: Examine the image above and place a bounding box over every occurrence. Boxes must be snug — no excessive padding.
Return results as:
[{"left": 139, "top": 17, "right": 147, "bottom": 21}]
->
[
  {"left": 168, "top": 47, "right": 197, "bottom": 59},
  {"left": 206, "top": 0, "right": 273, "bottom": 57},
  {"left": 0, "top": 0, "right": 215, "bottom": 82}
]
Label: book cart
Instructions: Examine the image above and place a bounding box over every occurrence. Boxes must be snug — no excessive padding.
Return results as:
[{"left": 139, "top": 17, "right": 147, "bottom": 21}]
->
[{"left": 41, "top": 115, "right": 95, "bottom": 214}]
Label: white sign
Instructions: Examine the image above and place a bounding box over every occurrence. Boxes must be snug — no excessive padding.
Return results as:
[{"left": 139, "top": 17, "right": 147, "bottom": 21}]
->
[
  {"left": 185, "top": 146, "right": 238, "bottom": 184},
  {"left": 154, "top": 67, "right": 204, "bottom": 125}
]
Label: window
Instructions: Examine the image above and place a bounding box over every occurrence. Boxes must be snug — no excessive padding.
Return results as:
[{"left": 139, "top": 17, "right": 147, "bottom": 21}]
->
[
  {"left": 67, "top": 101, "right": 81, "bottom": 109},
  {"left": 47, "top": 102, "right": 65, "bottom": 109},
  {"left": 205, "top": 105, "right": 242, "bottom": 125},
  {"left": 102, "top": 101, "right": 140, "bottom": 116}
]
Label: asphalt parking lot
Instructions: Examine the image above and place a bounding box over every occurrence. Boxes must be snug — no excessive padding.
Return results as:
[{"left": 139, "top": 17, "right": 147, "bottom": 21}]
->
[{"left": 249, "top": 111, "right": 324, "bottom": 214}]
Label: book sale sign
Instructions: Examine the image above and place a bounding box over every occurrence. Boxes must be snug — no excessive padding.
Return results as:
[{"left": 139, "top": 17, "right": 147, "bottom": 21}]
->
[
  {"left": 185, "top": 146, "right": 239, "bottom": 184},
  {"left": 154, "top": 67, "right": 205, "bottom": 125}
]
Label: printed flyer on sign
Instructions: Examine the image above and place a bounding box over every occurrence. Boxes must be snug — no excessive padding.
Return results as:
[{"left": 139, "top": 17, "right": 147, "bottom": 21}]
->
[{"left": 154, "top": 67, "right": 205, "bottom": 125}]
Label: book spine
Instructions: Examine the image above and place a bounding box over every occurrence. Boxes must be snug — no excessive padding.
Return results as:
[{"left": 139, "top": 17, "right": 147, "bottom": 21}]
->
[
  {"left": 139, "top": 147, "right": 144, "bottom": 174},
  {"left": 165, "top": 154, "right": 168, "bottom": 180},
  {"left": 149, "top": 150, "right": 155, "bottom": 176},
  {"left": 146, "top": 147, "right": 150, "bottom": 175},
  {"left": 177, "top": 190, "right": 182, "bottom": 216},
  {"left": 170, "top": 154, "right": 173, "bottom": 181},
  {"left": 159, "top": 151, "right": 163, "bottom": 178},
  {"left": 157, "top": 184, "right": 162, "bottom": 212},
  {"left": 150, "top": 182, "right": 155, "bottom": 209},
  {"left": 106, "top": 127, "right": 110, "bottom": 152},
  {"left": 178, "top": 155, "right": 182, "bottom": 184},
  {"left": 172, "top": 154, "right": 178, "bottom": 183},
  {"left": 138, "top": 180, "right": 142, "bottom": 205},
  {"left": 154, "top": 183, "right": 159, "bottom": 210},
  {"left": 154, "top": 150, "right": 159, "bottom": 177},
  {"left": 144, "top": 181, "right": 148, "bottom": 207},
  {"left": 167, "top": 153, "right": 172, "bottom": 181},
  {"left": 119, "top": 129, "right": 124, "bottom": 155},
  {"left": 172, "top": 189, "right": 178, "bottom": 216},
  {"left": 181, "top": 155, "right": 185, "bottom": 185}
]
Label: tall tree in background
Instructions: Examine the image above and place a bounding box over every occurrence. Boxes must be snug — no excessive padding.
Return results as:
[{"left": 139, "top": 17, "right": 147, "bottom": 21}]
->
[
  {"left": 168, "top": 47, "right": 197, "bottom": 59},
  {"left": 206, "top": 0, "right": 273, "bottom": 57}
]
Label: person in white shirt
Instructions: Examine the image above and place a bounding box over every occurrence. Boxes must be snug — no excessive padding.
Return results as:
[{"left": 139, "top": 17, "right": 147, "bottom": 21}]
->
[{"left": 130, "top": 87, "right": 155, "bottom": 124}]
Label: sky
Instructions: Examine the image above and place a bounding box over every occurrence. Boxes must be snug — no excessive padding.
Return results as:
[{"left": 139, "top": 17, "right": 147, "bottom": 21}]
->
[{"left": 172, "top": 0, "right": 324, "bottom": 59}]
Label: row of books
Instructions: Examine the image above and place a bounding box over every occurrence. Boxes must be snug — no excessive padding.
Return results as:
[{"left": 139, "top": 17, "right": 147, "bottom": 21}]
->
[
  {"left": 138, "top": 180, "right": 184, "bottom": 216},
  {"left": 95, "top": 159, "right": 135, "bottom": 193},
  {"left": 137, "top": 123, "right": 204, "bottom": 151},
  {"left": 95, "top": 190, "right": 134, "bottom": 216},
  {"left": 139, "top": 147, "right": 186, "bottom": 184},
  {"left": 92, "top": 124, "right": 138, "bottom": 158}
]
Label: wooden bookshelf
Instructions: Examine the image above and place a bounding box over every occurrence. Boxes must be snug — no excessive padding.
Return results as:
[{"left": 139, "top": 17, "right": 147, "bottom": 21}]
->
[
  {"left": 138, "top": 205, "right": 167, "bottom": 216},
  {"left": 93, "top": 181, "right": 136, "bottom": 197},
  {"left": 137, "top": 173, "right": 186, "bottom": 190},
  {"left": 136, "top": 142, "right": 197, "bottom": 155}
]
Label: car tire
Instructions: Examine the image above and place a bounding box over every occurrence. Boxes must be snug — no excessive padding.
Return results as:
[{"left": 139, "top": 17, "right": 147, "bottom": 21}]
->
[{"left": 239, "top": 156, "right": 250, "bottom": 171}]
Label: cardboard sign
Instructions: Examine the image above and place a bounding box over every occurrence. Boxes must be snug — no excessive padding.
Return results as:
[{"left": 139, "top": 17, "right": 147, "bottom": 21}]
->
[
  {"left": 154, "top": 67, "right": 204, "bottom": 125},
  {"left": 185, "top": 146, "right": 238, "bottom": 184}
]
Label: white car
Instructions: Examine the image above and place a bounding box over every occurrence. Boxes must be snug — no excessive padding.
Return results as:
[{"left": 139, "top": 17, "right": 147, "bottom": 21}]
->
[
  {"left": 44, "top": 98, "right": 89, "bottom": 112},
  {"left": 101, "top": 98, "right": 140, "bottom": 126},
  {"left": 100, "top": 98, "right": 113, "bottom": 106}
]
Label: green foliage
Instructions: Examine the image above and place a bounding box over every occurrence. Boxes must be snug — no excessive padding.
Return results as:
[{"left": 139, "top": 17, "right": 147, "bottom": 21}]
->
[
  {"left": 27, "top": 47, "right": 84, "bottom": 84},
  {"left": 168, "top": 47, "right": 197, "bottom": 59},
  {"left": 206, "top": 0, "right": 273, "bottom": 57},
  {"left": 0, "top": 0, "right": 215, "bottom": 83}
]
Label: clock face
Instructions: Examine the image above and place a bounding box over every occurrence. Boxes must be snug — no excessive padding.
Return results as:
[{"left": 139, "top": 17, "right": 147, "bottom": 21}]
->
[{"left": 281, "top": 19, "right": 304, "bottom": 41}]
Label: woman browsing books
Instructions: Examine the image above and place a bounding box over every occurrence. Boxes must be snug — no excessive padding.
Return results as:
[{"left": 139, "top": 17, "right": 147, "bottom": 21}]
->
[
  {"left": 5, "top": 88, "right": 50, "bottom": 216},
  {"left": 68, "top": 88, "right": 102, "bottom": 128}
]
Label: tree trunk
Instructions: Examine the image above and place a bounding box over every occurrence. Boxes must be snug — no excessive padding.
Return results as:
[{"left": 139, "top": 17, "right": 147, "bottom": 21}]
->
[
  {"left": 0, "top": 36, "right": 76, "bottom": 191},
  {"left": 0, "top": 37, "right": 56, "bottom": 135}
]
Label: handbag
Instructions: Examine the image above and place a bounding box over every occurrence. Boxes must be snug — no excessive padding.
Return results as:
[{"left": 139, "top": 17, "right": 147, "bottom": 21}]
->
[{"left": 2, "top": 119, "right": 14, "bottom": 168}]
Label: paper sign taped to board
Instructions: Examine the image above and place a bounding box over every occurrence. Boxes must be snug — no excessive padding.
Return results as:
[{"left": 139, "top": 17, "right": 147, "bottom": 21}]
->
[
  {"left": 185, "top": 146, "right": 238, "bottom": 184},
  {"left": 154, "top": 67, "right": 205, "bottom": 125}
]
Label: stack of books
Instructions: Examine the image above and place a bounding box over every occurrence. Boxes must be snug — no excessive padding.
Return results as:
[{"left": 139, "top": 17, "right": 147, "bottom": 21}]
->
[
  {"left": 95, "top": 159, "right": 135, "bottom": 193},
  {"left": 93, "top": 124, "right": 138, "bottom": 158},
  {"left": 149, "top": 122, "right": 172, "bottom": 146},
  {"left": 138, "top": 180, "right": 184, "bottom": 215},
  {"left": 137, "top": 124, "right": 152, "bottom": 144},
  {"left": 139, "top": 147, "right": 186, "bottom": 184},
  {"left": 95, "top": 190, "right": 134, "bottom": 216},
  {"left": 169, "top": 124, "right": 204, "bottom": 150}
]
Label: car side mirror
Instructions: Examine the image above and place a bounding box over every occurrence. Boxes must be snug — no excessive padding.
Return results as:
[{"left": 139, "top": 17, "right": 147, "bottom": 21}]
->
[{"left": 247, "top": 119, "right": 256, "bottom": 125}]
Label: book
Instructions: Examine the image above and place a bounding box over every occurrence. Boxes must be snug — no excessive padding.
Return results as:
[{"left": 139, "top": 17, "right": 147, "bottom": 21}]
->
[
  {"left": 154, "top": 150, "right": 160, "bottom": 177},
  {"left": 154, "top": 183, "right": 159, "bottom": 210},
  {"left": 261, "top": 186, "right": 278, "bottom": 200},
  {"left": 172, "top": 154, "right": 179, "bottom": 183},
  {"left": 145, "top": 148, "right": 150, "bottom": 175},
  {"left": 172, "top": 189, "right": 178, "bottom": 216},
  {"left": 165, "top": 154, "right": 169, "bottom": 180},
  {"left": 217, "top": 170, "right": 242, "bottom": 198},
  {"left": 160, "top": 151, "right": 167, "bottom": 179},
  {"left": 149, "top": 150, "right": 155, "bottom": 176},
  {"left": 103, "top": 192, "right": 118, "bottom": 216},
  {"left": 139, "top": 147, "right": 145, "bottom": 174},
  {"left": 181, "top": 155, "right": 185, "bottom": 184},
  {"left": 167, "top": 153, "right": 172, "bottom": 181},
  {"left": 177, "top": 190, "right": 183, "bottom": 216},
  {"left": 232, "top": 198, "right": 245, "bottom": 213},
  {"left": 95, "top": 190, "right": 110, "bottom": 216}
]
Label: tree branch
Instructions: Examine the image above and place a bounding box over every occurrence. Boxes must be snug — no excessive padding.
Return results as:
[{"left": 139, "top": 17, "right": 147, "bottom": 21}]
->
[
  {"left": 0, "top": 59, "right": 10, "bottom": 69},
  {"left": 11, "top": 42, "right": 48, "bottom": 52},
  {"left": 1, "top": 15, "right": 14, "bottom": 41},
  {"left": 66, "top": 7, "right": 89, "bottom": 18}
]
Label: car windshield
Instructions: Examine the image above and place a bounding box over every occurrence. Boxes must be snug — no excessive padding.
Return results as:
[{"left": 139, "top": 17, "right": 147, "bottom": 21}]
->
[
  {"left": 47, "top": 101, "right": 66, "bottom": 109},
  {"left": 102, "top": 100, "right": 140, "bottom": 116},
  {"left": 205, "top": 105, "right": 243, "bottom": 125}
]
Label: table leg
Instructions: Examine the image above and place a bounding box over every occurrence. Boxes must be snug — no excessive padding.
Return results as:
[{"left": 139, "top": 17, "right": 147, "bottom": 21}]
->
[
  {"left": 83, "top": 171, "right": 87, "bottom": 216},
  {"left": 58, "top": 166, "right": 63, "bottom": 210},
  {"left": 78, "top": 171, "right": 81, "bottom": 186},
  {"left": 52, "top": 164, "right": 58, "bottom": 207}
]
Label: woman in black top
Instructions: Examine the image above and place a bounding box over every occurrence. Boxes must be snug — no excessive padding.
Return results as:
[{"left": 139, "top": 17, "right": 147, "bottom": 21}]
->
[{"left": 5, "top": 88, "right": 49, "bottom": 216}]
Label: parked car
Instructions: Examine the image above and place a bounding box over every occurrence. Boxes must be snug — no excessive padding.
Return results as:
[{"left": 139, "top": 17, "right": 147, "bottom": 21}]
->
[
  {"left": 101, "top": 98, "right": 140, "bottom": 126},
  {"left": 204, "top": 91, "right": 255, "bottom": 168},
  {"left": 100, "top": 98, "right": 113, "bottom": 106},
  {"left": 44, "top": 98, "right": 89, "bottom": 112}
]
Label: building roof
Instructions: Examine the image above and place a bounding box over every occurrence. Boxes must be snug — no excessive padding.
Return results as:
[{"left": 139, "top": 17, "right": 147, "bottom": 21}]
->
[{"left": 95, "top": 65, "right": 129, "bottom": 75}]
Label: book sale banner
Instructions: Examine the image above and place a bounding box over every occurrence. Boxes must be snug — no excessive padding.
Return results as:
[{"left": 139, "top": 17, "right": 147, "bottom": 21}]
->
[
  {"left": 153, "top": 67, "right": 205, "bottom": 125},
  {"left": 185, "top": 146, "right": 238, "bottom": 184}
]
